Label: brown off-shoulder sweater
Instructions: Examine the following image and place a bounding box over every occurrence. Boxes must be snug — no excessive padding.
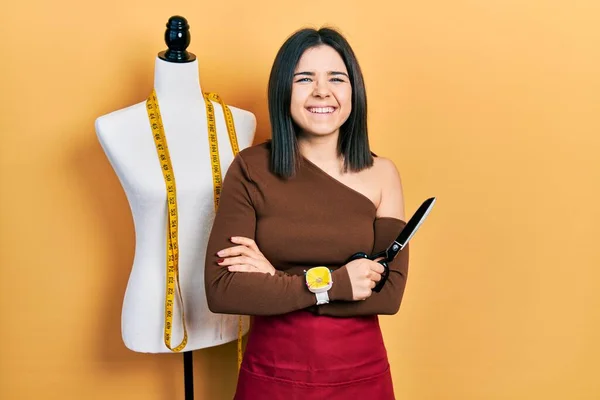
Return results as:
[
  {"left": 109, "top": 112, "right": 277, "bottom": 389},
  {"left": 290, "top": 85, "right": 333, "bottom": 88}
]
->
[{"left": 204, "top": 142, "right": 409, "bottom": 317}]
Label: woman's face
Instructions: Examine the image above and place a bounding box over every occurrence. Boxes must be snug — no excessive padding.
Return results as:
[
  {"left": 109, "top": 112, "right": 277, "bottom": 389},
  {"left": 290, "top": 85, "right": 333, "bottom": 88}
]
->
[{"left": 290, "top": 45, "right": 352, "bottom": 138}]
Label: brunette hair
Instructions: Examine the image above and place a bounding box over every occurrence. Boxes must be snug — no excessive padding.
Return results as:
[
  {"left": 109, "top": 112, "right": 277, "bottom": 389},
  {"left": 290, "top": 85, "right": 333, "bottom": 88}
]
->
[{"left": 268, "top": 27, "right": 372, "bottom": 178}]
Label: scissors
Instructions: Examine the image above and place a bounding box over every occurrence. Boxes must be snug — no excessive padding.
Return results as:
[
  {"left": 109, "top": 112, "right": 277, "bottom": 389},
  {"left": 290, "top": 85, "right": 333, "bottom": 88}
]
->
[{"left": 347, "top": 197, "right": 436, "bottom": 292}]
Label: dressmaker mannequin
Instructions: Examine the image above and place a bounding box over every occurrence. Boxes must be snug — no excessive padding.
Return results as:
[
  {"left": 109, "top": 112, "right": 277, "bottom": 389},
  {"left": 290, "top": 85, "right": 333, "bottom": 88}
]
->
[{"left": 95, "top": 16, "right": 254, "bottom": 353}]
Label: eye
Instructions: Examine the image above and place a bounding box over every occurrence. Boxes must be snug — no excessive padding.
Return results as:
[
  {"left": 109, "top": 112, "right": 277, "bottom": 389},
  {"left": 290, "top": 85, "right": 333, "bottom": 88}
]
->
[
  {"left": 330, "top": 77, "right": 346, "bottom": 83},
  {"left": 294, "top": 77, "right": 312, "bottom": 83}
]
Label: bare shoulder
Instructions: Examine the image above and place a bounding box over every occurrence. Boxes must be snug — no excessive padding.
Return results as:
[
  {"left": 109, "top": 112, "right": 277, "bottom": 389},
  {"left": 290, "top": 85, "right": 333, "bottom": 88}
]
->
[
  {"left": 372, "top": 156, "right": 400, "bottom": 178},
  {"left": 372, "top": 156, "right": 405, "bottom": 220}
]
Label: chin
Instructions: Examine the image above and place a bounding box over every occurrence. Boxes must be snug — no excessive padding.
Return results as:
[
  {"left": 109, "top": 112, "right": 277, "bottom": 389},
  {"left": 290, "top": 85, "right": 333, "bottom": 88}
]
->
[
  {"left": 299, "top": 120, "right": 344, "bottom": 136},
  {"left": 300, "top": 126, "right": 340, "bottom": 137}
]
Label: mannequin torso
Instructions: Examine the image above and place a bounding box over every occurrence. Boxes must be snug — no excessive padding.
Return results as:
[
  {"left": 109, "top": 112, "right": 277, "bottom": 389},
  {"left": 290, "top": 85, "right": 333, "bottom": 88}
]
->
[{"left": 95, "top": 57, "right": 255, "bottom": 353}]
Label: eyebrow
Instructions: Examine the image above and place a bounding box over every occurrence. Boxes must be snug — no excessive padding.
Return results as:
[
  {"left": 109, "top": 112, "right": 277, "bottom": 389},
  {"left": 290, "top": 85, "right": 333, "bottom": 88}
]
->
[{"left": 293, "top": 71, "right": 349, "bottom": 78}]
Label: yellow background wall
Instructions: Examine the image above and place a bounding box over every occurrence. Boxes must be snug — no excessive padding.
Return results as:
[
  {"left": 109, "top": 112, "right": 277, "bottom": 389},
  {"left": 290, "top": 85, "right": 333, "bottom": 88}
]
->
[{"left": 1, "top": 1, "right": 599, "bottom": 399}]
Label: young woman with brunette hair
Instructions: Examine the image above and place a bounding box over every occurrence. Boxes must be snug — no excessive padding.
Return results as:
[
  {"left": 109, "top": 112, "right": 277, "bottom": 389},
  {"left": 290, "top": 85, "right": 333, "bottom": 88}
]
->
[{"left": 205, "top": 27, "right": 408, "bottom": 399}]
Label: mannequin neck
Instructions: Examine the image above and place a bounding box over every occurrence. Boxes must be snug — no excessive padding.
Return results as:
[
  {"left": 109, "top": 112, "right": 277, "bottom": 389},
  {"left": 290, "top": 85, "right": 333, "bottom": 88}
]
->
[{"left": 153, "top": 57, "right": 203, "bottom": 100}]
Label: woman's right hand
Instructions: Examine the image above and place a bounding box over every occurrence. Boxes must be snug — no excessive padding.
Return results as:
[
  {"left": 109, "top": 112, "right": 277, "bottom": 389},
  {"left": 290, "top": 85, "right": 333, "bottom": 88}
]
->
[{"left": 344, "top": 258, "right": 385, "bottom": 301}]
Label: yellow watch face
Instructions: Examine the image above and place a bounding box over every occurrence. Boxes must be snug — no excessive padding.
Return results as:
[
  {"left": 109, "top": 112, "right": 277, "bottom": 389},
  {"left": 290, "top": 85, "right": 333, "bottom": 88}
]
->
[{"left": 306, "top": 267, "right": 331, "bottom": 290}]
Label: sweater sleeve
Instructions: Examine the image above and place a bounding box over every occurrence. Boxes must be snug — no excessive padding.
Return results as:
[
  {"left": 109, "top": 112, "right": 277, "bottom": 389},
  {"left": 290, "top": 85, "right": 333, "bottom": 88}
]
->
[
  {"left": 311, "top": 218, "right": 410, "bottom": 317},
  {"left": 204, "top": 153, "right": 351, "bottom": 316}
]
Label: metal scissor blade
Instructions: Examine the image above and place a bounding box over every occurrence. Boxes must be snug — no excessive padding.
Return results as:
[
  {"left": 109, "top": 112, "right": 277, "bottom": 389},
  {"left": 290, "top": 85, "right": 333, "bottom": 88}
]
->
[{"left": 385, "top": 197, "right": 436, "bottom": 260}]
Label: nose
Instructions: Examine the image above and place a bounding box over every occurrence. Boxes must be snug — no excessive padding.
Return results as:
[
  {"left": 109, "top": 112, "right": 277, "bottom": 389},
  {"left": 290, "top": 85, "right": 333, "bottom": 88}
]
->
[{"left": 312, "top": 76, "right": 330, "bottom": 98}]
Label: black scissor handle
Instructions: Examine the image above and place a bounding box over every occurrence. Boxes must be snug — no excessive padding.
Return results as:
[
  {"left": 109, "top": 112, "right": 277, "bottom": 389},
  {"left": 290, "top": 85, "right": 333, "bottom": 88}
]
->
[
  {"left": 348, "top": 252, "right": 370, "bottom": 262},
  {"left": 347, "top": 252, "right": 390, "bottom": 293}
]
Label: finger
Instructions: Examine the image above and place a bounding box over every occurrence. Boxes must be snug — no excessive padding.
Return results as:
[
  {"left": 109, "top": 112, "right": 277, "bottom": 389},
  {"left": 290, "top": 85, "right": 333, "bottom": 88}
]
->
[
  {"left": 369, "top": 271, "right": 382, "bottom": 282},
  {"left": 227, "top": 264, "right": 260, "bottom": 273},
  {"left": 219, "top": 257, "right": 274, "bottom": 274},
  {"left": 369, "top": 280, "right": 376, "bottom": 289},
  {"left": 230, "top": 236, "right": 261, "bottom": 254},
  {"left": 218, "top": 256, "right": 255, "bottom": 267},
  {"left": 217, "top": 245, "right": 258, "bottom": 258},
  {"left": 369, "top": 261, "right": 385, "bottom": 275}
]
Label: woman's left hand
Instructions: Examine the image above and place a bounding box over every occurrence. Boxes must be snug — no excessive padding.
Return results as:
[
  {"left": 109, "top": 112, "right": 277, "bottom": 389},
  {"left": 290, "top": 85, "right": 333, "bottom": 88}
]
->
[{"left": 216, "top": 236, "right": 276, "bottom": 276}]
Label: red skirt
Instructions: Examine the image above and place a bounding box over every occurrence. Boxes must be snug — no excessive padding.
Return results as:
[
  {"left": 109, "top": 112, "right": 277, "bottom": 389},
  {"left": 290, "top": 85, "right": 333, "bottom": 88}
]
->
[{"left": 234, "top": 310, "right": 395, "bottom": 400}]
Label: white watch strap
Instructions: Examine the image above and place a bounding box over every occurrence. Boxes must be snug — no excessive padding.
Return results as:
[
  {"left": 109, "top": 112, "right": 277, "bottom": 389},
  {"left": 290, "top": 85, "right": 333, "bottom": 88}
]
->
[{"left": 315, "top": 291, "right": 330, "bottom": 305}]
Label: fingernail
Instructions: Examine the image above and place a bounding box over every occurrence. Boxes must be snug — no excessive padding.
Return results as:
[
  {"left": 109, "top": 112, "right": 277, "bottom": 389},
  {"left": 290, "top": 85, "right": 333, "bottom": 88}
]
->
[
  {"left": 216, "top": 251, "right": 223, "bottom": 256},
  {"left": 217, "top": 258, "right": 224, "bottom": 263}
]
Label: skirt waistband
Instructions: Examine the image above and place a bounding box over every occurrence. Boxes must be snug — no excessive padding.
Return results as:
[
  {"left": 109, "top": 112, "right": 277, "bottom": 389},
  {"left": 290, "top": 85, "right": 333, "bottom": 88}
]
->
[{"left": 242, "top": 310, "right": 389, "bottom": 385}]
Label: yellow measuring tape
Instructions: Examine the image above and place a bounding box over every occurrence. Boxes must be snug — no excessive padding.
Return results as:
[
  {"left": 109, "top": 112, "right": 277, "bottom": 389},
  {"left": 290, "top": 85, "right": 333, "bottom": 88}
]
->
[
  {"left": 202, "top": 92, "right": 244, "bottom": 372},
  {"left": 146, "top": 89, "right": 244, "bottom": 370}
]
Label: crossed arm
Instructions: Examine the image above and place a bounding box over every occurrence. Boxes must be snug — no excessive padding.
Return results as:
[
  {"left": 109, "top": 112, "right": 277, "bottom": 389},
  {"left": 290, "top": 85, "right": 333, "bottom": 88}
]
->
[{"left": 204, "top": 155, "right": 409, "bottom": 317}]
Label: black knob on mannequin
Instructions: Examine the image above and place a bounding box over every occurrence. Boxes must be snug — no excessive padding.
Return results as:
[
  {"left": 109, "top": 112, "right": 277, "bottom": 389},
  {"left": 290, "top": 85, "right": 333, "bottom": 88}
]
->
[{"left": 158, "top": 15, "right": 197, "bottom": 63}]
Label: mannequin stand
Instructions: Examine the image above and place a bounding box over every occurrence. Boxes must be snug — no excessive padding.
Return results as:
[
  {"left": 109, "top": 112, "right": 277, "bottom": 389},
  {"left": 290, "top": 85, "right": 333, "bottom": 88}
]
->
[
  {"left": 184, "top": 351, "right": 194, "bottom": 399},
  {"left": 95, "top": 13, "right": 255, "bottom": 400}
]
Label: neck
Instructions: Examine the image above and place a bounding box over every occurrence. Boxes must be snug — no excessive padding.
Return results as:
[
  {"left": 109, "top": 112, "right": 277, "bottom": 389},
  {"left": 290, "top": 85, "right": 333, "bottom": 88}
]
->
[
  {"left": 297, "top": 131, "right": 341, "bottom": 169},
  {"left": 153, "top": 57, "right": 203, "bottom": 100}
]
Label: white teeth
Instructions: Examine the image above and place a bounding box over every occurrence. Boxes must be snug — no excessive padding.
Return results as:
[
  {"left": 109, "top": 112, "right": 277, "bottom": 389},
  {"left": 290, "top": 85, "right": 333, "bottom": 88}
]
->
[{"left": 308, "top": 107, "right": 335, "bottom": 114}]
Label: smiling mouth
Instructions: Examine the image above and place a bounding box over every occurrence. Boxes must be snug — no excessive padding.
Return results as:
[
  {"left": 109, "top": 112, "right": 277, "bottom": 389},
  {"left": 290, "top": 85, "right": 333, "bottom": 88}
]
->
[{"left": 306, "top": 106, "right": 337, "bottom": 114}]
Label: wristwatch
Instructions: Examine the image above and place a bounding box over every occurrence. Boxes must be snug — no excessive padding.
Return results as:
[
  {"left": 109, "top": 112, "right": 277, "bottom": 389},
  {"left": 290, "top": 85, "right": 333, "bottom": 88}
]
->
[{"left": 305, "top": 266, "right": 333, "bottom": 305}]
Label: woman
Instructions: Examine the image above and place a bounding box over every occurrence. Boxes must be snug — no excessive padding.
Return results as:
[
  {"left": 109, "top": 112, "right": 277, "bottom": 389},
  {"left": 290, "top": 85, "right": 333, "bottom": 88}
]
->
[{"left": 204, "top": 26, "right": 409, "bottom": 399}]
